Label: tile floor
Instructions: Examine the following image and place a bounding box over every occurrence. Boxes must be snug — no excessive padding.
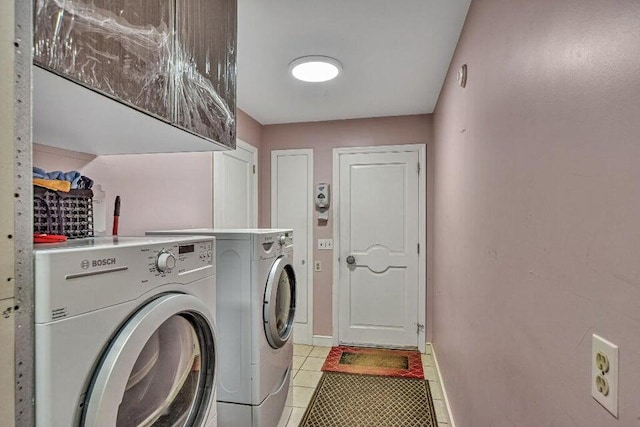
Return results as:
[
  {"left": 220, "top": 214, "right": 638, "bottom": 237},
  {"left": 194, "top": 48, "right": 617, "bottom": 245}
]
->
[{"left": 277, "top": 344, "right": 450, "bottom": 427}]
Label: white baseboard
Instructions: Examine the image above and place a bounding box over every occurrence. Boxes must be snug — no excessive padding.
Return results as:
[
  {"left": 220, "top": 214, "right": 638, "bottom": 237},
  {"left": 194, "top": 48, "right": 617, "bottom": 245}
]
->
[
  {"left": 293, "top": 323, "right": 312, "bottom": 345},
  {"left": 312, "top": 335, "right": 334, "bottom": 347},
  {"left": 430, "top": 342, "right": 456, "bottom": 427}
]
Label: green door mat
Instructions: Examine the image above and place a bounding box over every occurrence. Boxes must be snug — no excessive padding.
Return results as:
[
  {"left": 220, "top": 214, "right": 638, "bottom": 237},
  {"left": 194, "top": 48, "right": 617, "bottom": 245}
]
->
[{"left": 300, "top": 372, "right": 438, "bottom": 426}]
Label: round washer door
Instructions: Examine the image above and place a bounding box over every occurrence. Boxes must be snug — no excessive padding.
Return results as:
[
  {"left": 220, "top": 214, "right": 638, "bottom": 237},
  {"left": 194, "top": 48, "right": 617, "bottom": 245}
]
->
[
  {"left": 83, "top": 293, "right": 217, "bottom": 427},
  {"left": 263, "top": 255, "right": 296, "bottom": 349}
]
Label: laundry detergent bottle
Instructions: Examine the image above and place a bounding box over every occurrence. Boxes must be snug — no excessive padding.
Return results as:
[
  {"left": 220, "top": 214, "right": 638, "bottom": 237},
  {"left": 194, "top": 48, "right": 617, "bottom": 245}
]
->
[{"left": 93, "top": 184, "right": 106, "bottom": 236}]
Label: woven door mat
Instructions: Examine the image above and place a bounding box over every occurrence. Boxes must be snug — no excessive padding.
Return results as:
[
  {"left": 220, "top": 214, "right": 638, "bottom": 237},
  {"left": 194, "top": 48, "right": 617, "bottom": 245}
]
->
[
  {"left": 300, "top": 372, "right": 437, "bottom": 427},
  {"left": 322, "top": 346, "right": 424, "bottom": 379}
]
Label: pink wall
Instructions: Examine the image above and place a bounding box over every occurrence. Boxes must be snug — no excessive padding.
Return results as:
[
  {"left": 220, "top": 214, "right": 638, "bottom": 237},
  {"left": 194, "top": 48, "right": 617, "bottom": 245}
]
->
[
  {"left": 260, "top": 115, "right": 433, "bottom": 336},
  {"left": 432, "top": 0, "right": 640, "bottom": 425},
  {"left": 33, "top": 144, "right": 214, "bottom": 235},
  {"left": 237, "top": 108, "right": 263, "bottom": 149},
  {"left": 33, "top": 108, "right": 262, "bottom": 236}
]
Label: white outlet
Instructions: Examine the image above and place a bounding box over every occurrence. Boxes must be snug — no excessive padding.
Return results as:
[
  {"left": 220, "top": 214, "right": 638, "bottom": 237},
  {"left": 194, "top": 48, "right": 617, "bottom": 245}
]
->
[
  {"left": 314, "top": 261, "right": 321, "bottom": 272},
  {"left": 592, "top": 334, "right": 618, "bottom": 417},
  {"left": 318, "top": 239, "right": 333, "bottom": 250}
]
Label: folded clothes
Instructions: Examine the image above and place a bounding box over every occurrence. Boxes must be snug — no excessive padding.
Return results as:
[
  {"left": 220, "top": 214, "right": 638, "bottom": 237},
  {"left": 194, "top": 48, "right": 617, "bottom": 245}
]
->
[
  {"left": 32, "top": 167, "right": 47, "bottom": 179},
  {"left": 33, "top": 167, "right": 82, "bottom": 189},
  {"left": 33, "top": 178, "right": 71, "bottom": 192}
]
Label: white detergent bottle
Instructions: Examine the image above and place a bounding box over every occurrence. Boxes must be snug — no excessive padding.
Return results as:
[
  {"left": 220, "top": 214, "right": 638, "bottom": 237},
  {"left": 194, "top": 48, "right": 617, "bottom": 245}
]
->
[{"left": 93, "top": 184, "right": 106, "bottom": 237}]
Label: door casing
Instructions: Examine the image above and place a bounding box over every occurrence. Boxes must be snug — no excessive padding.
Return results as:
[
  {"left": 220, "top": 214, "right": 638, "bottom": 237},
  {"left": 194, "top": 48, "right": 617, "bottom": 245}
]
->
[{"left": 332, "top": 144, "right": 426, "bottom": 353}]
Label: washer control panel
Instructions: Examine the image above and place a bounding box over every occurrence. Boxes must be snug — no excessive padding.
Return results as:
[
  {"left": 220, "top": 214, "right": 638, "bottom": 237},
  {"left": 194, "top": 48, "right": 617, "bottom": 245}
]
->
[
  {"left": 148, "top": 240, "right": 214, "bottom": 276},
  {"left": 256, "top": 231, "right": 293, "bottom": 259},
  {"left": 156, "top": 251, "right": 177, "bottom": 272},
  {"left": 277, "top": 231, "right": 293, "bottom": 250},
  {"left": 34, "top": 236, "right": 216, "bottom": 323}
]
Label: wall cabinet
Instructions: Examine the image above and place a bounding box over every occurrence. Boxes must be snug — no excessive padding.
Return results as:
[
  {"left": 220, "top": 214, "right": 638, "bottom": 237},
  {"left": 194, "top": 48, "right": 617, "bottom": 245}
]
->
[{"left": 33, "top": 0, "right": 236, "bottom": 152}]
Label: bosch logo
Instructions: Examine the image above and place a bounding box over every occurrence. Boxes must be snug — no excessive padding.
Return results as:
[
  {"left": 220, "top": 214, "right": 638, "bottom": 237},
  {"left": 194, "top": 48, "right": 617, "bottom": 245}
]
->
[
  {"left": 81, "top": 260, "right": 90, "bottom": 269},
  {"left": 91, "top": 258, "right": 117, "bottom": 267}
]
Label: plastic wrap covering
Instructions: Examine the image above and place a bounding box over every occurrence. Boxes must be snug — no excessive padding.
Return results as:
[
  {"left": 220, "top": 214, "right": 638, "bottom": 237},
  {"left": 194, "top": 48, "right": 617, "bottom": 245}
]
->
[
  {"left": 175, "top": 0, "right": 237, "bottom": 148},
  {"left": 34, "top": 0, "right": 175, "bottom": 122},
  {"left": 34, "top": 0, "right": 237, "bottom": 148}
]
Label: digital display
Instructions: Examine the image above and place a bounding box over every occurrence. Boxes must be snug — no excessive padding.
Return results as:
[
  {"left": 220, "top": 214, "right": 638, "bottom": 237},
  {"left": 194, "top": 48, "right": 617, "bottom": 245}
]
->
[{"left": 179, "top": 244, "right": 195, "bottom": 254}]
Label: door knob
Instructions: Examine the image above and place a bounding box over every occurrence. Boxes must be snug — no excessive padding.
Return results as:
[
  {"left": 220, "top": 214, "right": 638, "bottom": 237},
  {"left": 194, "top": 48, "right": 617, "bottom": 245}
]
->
[{"left": 346, "top": 255, "right": 356, "bottom": 265}]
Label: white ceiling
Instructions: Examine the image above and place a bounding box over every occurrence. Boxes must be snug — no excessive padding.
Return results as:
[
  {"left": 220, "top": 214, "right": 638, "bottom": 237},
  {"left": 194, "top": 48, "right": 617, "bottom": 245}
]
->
[{"left": 236, "top": 0, "right": 471, "bottom": 125}]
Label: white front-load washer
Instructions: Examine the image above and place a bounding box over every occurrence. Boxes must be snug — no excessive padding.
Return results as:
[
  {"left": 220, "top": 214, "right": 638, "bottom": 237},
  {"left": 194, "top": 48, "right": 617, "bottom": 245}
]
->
[
  {"left": 34, "top": 236, "right": 218, "bottom": 427},
  {"left": 147, "top": 229, "right": 296, "bottom": 427}
]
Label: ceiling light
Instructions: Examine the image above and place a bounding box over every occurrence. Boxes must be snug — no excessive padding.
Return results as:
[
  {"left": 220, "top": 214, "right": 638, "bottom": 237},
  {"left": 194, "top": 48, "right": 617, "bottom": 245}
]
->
[{"left": 289, "top": 56, "right": 342, "bottom": 82}]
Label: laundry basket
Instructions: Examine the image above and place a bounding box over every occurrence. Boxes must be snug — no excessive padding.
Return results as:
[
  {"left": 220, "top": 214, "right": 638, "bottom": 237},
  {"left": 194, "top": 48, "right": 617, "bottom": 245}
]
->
[{"left": 33, "top": 186, "right": 94, "bottom": 239}]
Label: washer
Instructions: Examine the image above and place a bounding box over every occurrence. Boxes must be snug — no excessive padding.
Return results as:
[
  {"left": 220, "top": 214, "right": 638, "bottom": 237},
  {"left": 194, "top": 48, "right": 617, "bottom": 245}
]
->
[
  {"left": 147, "top": 229, "right": 296, "bottom": 427},
  {"left": 34, "top": 236, "right": 218, "bottom": 427}
]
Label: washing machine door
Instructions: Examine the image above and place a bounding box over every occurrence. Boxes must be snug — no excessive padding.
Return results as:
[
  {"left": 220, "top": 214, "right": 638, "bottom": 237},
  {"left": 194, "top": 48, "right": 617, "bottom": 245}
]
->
[
  {"left": 263, "top": 255, "right": 297, "bottom": 349},
  {"left": 82, "top": 293, "right": 217, "bottom": 427}
]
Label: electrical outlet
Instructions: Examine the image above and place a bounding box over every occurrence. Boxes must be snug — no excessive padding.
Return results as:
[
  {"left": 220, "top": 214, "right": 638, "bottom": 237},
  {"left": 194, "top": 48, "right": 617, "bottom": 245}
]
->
[
  {"left": 596, "top": 351, "right": 610, "bottom": 373},
  {"left": 314, "top": 261, "right": 321, "bottom": 272},
  {"left": 592, "top": 334, "right": 618, "bottom": 417},
  {"left": 595, "top": 374, "right": 609, "bottom": 396},
  {"left": 318, "top": 239, "right": 333, "bottom": 250}
]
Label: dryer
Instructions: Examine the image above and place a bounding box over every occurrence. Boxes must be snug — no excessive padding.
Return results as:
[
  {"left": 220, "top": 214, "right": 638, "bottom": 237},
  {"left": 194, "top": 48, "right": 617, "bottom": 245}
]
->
[
  {"left": 147, "top": 229, "right": 296, "bottom": 427},
  {"left": 34, "top": 236, "right": 218, "bottom": 426}
]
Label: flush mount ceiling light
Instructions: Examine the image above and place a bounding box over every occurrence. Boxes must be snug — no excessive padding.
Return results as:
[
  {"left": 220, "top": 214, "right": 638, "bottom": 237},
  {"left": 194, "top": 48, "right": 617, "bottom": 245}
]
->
[{"left": 289, "top": 56, "right": 342, "bottom": 82}]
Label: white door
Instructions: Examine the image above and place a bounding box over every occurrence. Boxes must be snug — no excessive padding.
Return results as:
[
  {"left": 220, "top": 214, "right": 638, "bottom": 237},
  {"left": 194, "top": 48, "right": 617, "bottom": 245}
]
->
[
  {"left": 336, "top": 146, "right": 425, "bottom": 349},
  {"left": 271, "top": 149, "right": 313, "bottom": 344},
  {"left": 214, "top": 139, "right": 258, "bottom": 228}
]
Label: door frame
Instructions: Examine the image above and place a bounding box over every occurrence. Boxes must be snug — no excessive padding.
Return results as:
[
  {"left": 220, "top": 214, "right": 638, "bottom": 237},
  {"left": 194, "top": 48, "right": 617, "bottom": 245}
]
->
[
  {"left": 270, "top": 149, "right": 314, "bottom": 345},
  {"left": 213, "top": 138, "right": 258, "bottom": 228},
  {"left": 332, "top": 144, "right": 426, "bottom": 353}
]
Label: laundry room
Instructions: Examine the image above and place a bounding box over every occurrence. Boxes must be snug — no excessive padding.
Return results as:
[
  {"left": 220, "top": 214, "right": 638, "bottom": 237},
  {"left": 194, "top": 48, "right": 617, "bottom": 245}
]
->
[
  {"left": 30, "top": 107, "right": 265, "bottom": 236},
  {"left": 3, "top": 0, "right": 640, "bottom": 426}
]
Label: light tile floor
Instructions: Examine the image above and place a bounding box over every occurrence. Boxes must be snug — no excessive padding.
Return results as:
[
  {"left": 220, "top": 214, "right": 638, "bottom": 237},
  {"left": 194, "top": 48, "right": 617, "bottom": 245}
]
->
[{"left": 277, "top": 344, "right": 450, "bottom": 427}]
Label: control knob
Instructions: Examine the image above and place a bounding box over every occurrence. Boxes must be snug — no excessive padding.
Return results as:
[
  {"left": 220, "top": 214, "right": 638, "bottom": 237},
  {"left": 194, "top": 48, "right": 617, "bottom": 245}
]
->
[
  {"left": 278, "top": 234, "right": 286, "bottom": 246},
  {"left": 156, "top": 251, "right": 176, "bottom": 272}
]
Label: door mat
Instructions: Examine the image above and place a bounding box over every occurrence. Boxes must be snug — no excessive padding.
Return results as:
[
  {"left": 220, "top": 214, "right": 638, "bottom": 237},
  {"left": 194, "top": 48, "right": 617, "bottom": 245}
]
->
[
  {"left": 300, "top": 372, "right": 438, "bottom": 427},
  {"left": 321, "top": 346, "right": 424, "bottom": 379}
]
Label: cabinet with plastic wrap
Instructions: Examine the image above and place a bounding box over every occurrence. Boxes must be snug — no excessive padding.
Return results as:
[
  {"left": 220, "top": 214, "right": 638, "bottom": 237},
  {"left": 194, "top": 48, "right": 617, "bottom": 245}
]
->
[
  {"left": 175, "top": 0, "right": 237, "bottom": 145},
  {"left": 33, "top": 0, "right": 236, "bottom": 150}
]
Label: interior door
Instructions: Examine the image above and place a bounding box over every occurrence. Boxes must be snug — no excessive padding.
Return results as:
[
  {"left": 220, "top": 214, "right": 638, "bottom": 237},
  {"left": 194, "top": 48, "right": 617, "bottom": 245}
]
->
[
  {"left": 338, "top": 149, "right": 421, "bottom": 348},
  {"left": 271, "top": 149, "right": 313, "bottom": 344},
  {"left": 214, "top": 139, "right": 258, "bottom": 228}
]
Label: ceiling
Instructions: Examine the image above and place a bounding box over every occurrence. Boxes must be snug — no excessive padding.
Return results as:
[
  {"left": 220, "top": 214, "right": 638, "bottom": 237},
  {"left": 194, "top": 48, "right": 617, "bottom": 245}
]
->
[{"left": 236, "top": 0, "right": 471, "bottom": 125}]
